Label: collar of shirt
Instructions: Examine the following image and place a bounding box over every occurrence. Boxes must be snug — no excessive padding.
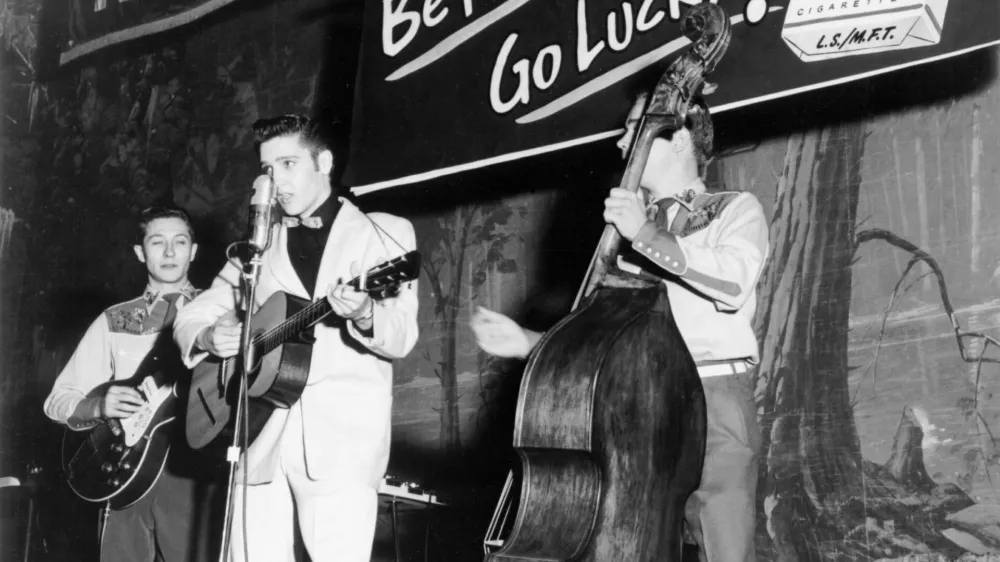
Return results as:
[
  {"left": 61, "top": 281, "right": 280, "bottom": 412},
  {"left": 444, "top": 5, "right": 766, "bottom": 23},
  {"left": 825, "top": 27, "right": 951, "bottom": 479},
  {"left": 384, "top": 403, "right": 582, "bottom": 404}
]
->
[
  {"left": 646, "top": 197, "right": 674, "bottom": 218},
  {"left": 648, "top": 188, "right": 704, "bottom": 214},
  {"left": 142, "top": 281, "right": 198, "bottom": 311}
]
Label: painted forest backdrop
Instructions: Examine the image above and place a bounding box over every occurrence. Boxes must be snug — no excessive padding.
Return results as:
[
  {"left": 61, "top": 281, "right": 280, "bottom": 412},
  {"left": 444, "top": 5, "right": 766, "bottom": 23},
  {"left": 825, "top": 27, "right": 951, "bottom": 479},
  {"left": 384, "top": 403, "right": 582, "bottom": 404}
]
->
[{"left": 2, "top": 0, "right": 1000, "bottom": 560}]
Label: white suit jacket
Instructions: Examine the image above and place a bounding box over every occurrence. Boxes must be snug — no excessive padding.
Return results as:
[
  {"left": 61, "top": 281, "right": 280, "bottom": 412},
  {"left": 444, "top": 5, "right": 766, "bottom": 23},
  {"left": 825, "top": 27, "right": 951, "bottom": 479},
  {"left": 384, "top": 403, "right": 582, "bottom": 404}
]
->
[{"left": 173, "top": 199, "right": 418, "bottom": 486}]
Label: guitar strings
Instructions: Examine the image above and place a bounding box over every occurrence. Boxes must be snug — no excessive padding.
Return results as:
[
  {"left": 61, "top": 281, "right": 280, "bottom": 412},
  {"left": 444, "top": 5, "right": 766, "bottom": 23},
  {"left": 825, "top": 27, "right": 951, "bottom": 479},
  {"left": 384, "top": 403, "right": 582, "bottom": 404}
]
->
[{"left": 252, "top": 256, "right": 404, "bottom": 353}]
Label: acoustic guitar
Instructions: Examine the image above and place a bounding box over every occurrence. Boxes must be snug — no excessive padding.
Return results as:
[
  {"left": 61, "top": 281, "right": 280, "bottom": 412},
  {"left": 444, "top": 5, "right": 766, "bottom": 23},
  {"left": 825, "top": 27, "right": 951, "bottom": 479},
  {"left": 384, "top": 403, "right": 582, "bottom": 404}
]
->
[{"left": 185, "top": 251, "right": 421, "bottom": 451}]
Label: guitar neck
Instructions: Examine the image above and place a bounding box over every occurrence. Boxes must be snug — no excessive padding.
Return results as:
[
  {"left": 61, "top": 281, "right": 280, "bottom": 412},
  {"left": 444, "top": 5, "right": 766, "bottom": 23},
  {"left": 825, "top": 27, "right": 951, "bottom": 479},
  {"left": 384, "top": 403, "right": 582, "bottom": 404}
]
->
[
  {"left": 255, "top": 298, "right": 334, "bottom": 356},
  {"left": 252, "top": 251, "right": 420, "bottom": 355}
]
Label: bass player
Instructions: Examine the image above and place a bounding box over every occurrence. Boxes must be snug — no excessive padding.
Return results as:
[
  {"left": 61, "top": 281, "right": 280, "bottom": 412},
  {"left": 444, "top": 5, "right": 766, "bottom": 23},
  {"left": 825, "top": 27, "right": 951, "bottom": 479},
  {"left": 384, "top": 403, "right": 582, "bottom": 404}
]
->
[{"left": 472, "top": 90, "right": 769, "bottom": 562}]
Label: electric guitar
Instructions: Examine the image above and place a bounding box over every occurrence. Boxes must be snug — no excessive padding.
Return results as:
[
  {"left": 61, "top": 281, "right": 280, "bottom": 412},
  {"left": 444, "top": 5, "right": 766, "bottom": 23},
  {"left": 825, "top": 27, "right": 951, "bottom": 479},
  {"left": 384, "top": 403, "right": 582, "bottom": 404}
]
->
[
  {"left": 61, "top": 334, "right": 187, "bottom": 509},
  {"left": 186, "top": 251, "right": 421, "bottom": 451}
]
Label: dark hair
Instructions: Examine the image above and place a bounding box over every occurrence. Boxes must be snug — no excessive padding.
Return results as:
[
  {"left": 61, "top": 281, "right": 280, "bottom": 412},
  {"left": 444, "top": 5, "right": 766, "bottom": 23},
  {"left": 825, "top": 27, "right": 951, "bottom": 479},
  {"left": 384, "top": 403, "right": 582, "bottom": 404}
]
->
[
  {"left": 251, "top": 114, "right": 332, "bottom": 161},
  {"left": 684, "top": 98, "right": 714, "bottom": 178},
  {"left": 137, "top": 206, "right": 195, "bottom": 245}
]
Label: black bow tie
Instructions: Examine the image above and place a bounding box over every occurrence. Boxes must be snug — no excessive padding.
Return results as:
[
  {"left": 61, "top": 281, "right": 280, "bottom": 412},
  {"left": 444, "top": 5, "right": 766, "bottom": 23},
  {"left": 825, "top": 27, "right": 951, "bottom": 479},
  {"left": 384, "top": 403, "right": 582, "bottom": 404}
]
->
[{"left": 282, "top": 216, "right": 323, "bottom": 229}]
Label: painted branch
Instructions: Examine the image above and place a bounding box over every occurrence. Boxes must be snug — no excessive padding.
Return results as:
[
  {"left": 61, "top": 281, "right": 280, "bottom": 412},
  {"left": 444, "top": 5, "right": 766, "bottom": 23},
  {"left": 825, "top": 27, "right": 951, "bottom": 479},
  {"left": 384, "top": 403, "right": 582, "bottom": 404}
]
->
[{"left": 855, "top": 228, "right": 1000, "bottom": 364}]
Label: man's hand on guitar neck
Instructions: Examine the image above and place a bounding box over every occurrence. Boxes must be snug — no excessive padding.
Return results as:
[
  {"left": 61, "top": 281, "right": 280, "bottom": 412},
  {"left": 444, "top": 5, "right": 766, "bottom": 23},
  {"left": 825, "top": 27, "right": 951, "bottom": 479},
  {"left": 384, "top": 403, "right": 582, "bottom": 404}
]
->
[
  {"left": 195, "top": 311, "right": 242, "bottom": 358},
  {"left": 327, "top": 261, "right": 375, "bottom": 332}
]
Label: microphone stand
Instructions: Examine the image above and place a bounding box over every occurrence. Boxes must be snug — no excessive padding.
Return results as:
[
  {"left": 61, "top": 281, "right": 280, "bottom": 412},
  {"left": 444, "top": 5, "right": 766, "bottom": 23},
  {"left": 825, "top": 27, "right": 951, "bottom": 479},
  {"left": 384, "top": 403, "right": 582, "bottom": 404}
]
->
[
  {"left": 219, "top": 198, "right": 274, "bottom": 562},
  {"left": 215, "top": 167, "right": 275, "bottom": 562},
  {"left": 217, "top": 238, "right": 266, "bottom": 562}
]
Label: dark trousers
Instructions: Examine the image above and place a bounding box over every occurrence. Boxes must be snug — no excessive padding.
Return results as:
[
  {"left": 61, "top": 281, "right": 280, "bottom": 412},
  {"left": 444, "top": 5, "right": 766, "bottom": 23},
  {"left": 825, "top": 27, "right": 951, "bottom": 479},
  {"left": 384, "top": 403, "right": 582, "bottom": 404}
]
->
[
  {"left": 685, "top": 373, "right": 760, "bottom": 562},
  {"left": 100, "top": 469, "right": 219, "bottom": 562}
]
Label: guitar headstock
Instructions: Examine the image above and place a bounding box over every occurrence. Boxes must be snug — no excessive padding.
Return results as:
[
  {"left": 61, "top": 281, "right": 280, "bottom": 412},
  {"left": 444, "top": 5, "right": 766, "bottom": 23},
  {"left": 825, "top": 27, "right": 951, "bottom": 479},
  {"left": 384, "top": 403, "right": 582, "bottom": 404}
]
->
[{"left": 348, "top": 251, "right": 422, "bottom": 300}]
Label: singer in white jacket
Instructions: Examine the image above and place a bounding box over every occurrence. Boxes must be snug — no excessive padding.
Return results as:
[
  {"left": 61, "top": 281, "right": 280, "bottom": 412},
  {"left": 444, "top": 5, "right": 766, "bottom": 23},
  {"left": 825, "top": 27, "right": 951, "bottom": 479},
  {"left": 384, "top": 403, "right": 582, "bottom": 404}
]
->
[{"left": 173, "top": 114, "right": 419, "bottom": 562}]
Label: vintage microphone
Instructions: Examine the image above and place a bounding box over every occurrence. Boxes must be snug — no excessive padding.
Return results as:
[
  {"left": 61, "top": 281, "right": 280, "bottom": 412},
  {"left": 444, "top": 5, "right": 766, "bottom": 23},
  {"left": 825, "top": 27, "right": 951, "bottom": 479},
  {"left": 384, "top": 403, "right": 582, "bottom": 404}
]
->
[
  {"left": 218, "top": 166, "right": 276, "bottom": 562},
  {"left": 247, "top": 169, "right": 278, "bottom": 254}
]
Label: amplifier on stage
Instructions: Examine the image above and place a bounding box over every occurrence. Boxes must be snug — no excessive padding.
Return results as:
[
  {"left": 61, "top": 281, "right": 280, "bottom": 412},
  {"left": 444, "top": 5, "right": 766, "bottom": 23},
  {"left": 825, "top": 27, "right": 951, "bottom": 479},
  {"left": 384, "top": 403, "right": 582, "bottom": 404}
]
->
[
  {"left": 376, "top": 475, "right": 447, "bottom": 562},
  {"left": 378, "top": 476, "right": 447, "bottom": 507}
]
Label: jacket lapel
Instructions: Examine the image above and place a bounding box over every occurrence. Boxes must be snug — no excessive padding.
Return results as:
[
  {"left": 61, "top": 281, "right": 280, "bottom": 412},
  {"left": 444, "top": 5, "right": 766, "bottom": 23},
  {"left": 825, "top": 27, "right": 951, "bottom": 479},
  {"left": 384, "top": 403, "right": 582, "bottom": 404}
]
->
[
  {"left": 312, "top": 198, "right": 369, "bottom": 299},
  {"left": 266, "top": 224, "right": 311, "bottom": 300}
]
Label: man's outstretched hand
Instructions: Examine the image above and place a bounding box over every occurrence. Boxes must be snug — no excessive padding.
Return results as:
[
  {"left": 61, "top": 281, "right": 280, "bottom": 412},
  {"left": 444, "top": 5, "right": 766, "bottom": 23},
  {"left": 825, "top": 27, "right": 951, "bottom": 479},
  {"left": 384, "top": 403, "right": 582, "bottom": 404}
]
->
[{"left": 470, "top": 307, "right": 541, "bottom": 359}]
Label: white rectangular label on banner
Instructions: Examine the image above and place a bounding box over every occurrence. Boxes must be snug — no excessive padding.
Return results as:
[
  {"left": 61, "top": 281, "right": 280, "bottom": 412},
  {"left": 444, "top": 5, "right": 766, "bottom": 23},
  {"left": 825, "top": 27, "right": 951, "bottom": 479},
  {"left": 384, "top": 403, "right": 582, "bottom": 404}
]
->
[{"left": 782, "top": 0, "right": 948, "bottom": 61}]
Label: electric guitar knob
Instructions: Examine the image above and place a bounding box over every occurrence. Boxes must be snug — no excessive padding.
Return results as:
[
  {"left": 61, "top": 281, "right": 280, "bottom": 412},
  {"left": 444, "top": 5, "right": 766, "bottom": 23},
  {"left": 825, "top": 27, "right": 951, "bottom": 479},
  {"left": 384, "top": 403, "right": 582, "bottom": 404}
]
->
[{"left": 101, "top": 462, "right": 113, "bottom": 474}]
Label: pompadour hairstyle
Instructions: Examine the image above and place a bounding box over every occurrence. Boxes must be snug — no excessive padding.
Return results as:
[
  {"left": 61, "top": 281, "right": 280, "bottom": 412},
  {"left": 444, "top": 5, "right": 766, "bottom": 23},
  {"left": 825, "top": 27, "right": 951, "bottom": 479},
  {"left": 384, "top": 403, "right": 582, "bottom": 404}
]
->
[{"left": 251, "top": 113, "right": 332, "bottom": 158}]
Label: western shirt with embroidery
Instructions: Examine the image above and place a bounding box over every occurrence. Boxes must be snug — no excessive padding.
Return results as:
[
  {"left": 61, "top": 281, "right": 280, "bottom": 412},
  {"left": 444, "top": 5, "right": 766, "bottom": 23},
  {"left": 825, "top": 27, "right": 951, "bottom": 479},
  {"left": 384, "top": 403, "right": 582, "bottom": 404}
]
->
[
  {"left": 43, "top": 283, "right": 198, "bottom": 430},
  {"left": 627, "top": 191, "right": 769, "bottom": 370}
]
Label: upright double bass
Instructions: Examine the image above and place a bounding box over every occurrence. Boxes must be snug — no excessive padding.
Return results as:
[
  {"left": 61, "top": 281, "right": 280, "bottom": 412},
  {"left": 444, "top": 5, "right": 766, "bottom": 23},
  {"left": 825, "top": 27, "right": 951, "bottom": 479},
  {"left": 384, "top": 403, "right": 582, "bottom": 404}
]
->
[{"left": 483, "top": 5, "right": 732, "bottom": 561}]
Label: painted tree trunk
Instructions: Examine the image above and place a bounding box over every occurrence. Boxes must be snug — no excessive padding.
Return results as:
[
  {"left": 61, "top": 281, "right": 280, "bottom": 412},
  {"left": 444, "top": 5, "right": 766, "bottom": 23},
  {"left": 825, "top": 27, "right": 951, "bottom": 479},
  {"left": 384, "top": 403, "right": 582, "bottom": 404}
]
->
[
  {"left": 440, "top": 302, "right": 462, "bottom": 454},
  {"left": 914, "top": 137, "right": 933, "bottom": 294},
  {"left": 891, "top": 133, "right": 912, "bottom": 238},
  {"left": 878, "top": 177, "right": 905, "bottom": 290},
  {"left": 934, "top": 110, "right": 948, "bottom": 256},
  {"left": 754, "top": 121, "right": 867, "bottom": 561},
  {"left": 438, "top": 208, "right": 471, "bottom": 455},
  {"left": 969, "top": 105, "right": 982, "bottom": 274},
  {"left": 884, "top": 406, "right": 936, "bottom": 491}
]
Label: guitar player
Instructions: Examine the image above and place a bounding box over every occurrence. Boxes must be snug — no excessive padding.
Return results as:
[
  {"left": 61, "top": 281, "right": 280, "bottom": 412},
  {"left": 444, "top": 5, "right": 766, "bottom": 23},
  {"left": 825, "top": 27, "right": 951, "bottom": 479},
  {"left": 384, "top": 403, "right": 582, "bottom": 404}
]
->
[
  {"left": 173, "top": 114, "right": 420, "bottom": 562},
  {"left": 43, "top": 206, "right": 221, "bottom": 562}
]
